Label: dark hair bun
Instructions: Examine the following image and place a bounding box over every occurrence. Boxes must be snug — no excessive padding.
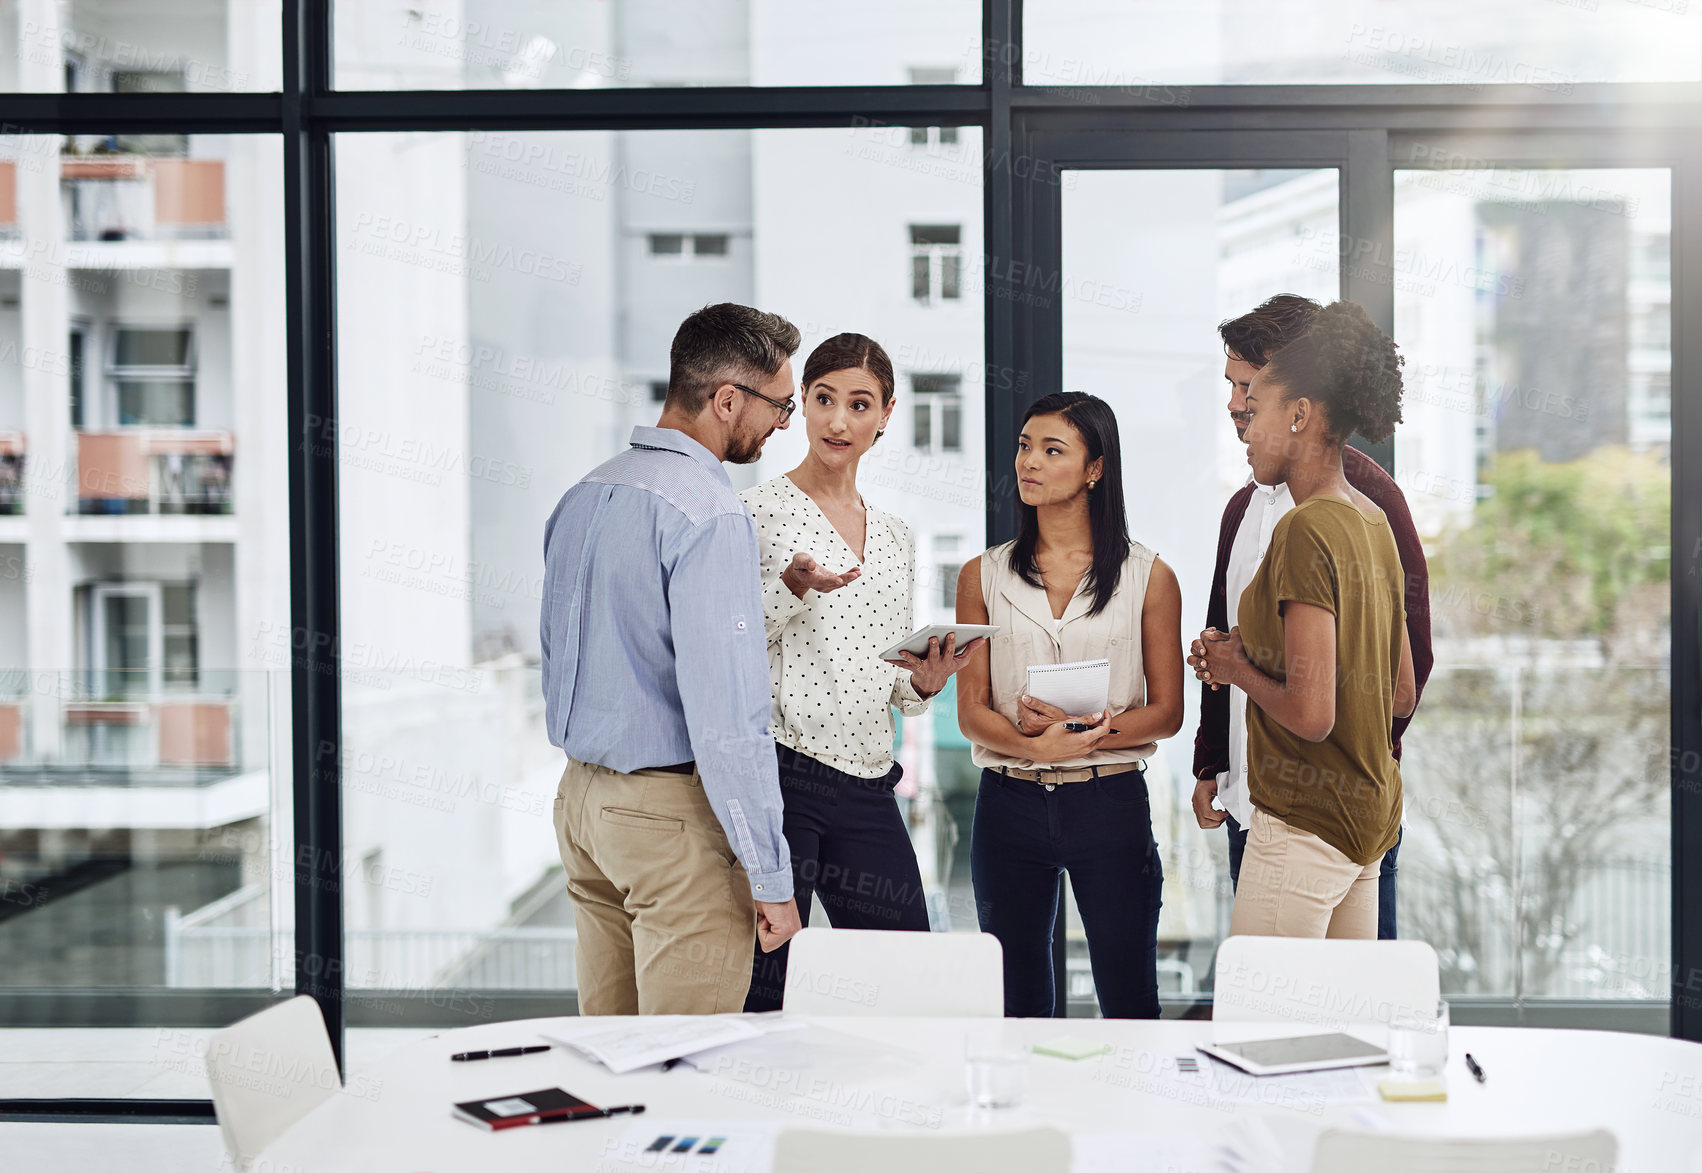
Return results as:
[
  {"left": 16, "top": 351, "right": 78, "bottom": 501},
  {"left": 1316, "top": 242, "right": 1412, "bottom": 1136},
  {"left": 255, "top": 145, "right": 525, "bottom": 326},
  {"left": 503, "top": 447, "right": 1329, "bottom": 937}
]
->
[
  {"left": 1267, "top": 300, "right": 1405, "bottom": 443},
  {"left": 1312, "top": 301, "right": 1404, "bottom": 441}
]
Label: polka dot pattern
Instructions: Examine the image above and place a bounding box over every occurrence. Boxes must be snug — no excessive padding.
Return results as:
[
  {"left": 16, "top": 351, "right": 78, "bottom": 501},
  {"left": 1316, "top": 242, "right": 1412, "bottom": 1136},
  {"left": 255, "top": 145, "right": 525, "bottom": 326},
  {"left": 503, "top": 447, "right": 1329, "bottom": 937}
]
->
[{"left": 739, "top": 475, "right": 930, "bottom": 781}]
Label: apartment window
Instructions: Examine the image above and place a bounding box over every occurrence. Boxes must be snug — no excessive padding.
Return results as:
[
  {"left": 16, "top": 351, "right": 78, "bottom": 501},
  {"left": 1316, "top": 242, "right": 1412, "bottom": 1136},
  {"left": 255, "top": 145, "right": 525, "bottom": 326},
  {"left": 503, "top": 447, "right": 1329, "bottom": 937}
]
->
[
  {"left": 647, "top": 233, "right": 731, "bottom": 258},
  {"left": 110, "top": 326, "right": 195, "bottom": 427},
  {"left": 906, "top": 68, "right": 961, "bottom": 147},
  {"left": 161, "top": 583, "right": 199, "bottom": 688},
  {"left": 69, "top": 328, "right": 85, "bottom": 428},
  {"left": 938, "top": 563, "right": 963, "bottom": 609},
  {"left": 649, "top": 380, "right": 669, "bottom": 403},
  {"left": 910, "top": 225, "right": 962, "bottom": 303},
  {"left": 912, "top": 373, "right": 962, "bottom": 453}
]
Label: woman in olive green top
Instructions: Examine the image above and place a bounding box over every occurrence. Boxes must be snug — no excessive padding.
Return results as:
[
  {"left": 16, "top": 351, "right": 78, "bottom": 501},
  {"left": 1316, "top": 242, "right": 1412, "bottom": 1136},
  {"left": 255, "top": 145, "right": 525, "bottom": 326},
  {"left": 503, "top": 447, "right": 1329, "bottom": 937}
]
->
[{"left": 1191, "top": 301, "right": 1416, "bottom": 939}]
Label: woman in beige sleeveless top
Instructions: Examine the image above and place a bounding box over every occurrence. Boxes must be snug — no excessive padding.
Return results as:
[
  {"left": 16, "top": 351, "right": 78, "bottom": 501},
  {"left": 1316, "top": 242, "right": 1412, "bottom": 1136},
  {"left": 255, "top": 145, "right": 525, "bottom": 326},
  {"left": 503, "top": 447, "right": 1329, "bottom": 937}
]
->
[{"left": 955, "top": 392, "right": 1184, "bottom": 1018}]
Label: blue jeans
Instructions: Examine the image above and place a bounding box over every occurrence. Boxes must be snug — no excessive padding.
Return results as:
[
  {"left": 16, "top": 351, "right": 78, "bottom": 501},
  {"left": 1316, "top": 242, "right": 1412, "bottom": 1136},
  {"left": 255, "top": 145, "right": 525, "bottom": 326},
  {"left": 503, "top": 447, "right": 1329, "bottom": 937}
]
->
[
  {"left": 1226, "top": 813, "right": 1400, "bottom": 940},
  {"left": 971, "top": 767, "right": 1163, "bottom": 1018}
]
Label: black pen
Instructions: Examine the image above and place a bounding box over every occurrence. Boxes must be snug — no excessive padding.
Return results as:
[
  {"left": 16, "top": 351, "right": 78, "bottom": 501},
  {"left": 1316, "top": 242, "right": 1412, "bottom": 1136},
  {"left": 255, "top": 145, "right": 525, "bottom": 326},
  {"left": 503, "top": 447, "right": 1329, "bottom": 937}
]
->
[
  {"left": 1464, "top": 1053, "right": 1486, "bottom": 1083},
  {"left": 536, "top": 1104, "right": 646, "bottom": 1125},
  {"left": 451, "top": 1045, "right": 551, "bottom": 1062},
  {"left": 660, "top": 1058, "right": 681, "bottom": 1072}
]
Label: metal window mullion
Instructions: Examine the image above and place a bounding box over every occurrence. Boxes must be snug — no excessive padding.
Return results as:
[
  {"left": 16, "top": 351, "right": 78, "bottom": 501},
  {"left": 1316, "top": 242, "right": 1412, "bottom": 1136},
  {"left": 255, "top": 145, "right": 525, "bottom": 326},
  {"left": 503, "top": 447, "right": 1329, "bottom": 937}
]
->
[
  {"left": 1671, "top": 142, "right": 1702, "bottom": 1043},
  {"left": 284, "top": 0, "right": 345, "bottom": 1073},
  {"left": 1341, "top": 128, "right": 1395, "bottom": 474}
]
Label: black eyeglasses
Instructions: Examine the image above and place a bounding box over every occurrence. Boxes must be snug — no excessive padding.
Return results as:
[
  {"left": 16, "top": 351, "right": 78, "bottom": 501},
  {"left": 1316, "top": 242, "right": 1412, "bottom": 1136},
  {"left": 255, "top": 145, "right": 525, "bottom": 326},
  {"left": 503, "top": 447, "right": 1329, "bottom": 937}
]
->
[{"left": 732, "top": 383, "right": 796, "bottom": 420}]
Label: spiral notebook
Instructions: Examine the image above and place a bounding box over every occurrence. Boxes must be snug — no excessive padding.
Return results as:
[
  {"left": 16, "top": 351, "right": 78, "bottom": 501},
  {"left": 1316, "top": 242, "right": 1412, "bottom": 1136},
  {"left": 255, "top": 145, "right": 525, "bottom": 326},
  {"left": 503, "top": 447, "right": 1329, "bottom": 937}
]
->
[{"left": 1024, "top": 658, "right": 1110, "bottom": 716}]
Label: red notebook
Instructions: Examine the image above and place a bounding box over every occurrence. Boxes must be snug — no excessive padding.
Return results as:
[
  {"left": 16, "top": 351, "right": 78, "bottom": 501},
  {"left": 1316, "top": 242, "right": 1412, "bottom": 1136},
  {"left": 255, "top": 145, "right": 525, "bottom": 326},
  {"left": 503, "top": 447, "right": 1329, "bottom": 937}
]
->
[{"left": 452, "top": 1087, "right": 601, "bottom": 1131}]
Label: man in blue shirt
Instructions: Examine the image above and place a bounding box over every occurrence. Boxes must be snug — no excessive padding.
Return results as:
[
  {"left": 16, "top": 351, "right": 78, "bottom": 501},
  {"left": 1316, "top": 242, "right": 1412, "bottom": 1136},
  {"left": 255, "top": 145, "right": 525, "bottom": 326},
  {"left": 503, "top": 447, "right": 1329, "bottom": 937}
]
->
[{"left": 542, "top": 303, "right": 804, "bottom": 1014}]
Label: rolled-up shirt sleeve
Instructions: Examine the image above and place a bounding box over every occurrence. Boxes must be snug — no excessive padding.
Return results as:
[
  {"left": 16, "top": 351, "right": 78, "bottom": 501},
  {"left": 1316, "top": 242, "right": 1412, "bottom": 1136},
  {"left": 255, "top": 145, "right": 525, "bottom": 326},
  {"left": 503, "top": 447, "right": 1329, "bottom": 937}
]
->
[{"left": 666, "top": 512, "right": 794, "bottom": 901}]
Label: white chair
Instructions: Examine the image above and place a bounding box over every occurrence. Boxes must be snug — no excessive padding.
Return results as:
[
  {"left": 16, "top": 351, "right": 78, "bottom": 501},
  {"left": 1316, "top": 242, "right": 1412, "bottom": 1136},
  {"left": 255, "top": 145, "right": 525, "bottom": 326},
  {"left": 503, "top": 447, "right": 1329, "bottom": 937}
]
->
[
  {"left": 205, "top": 995, "right": 341, "bottom": 1169},
  {"left": 781, "top": 927, "right": 1003, "bottom": 1017},
  {"left": 1312, "top": 1128, "right": 1618, "bottom": 1172},
  {"left": 774, "top": 1127, "right": 1070, "bottom": 1173},
  {"left": 1213, "top": 936, "right": 1440, "bottom": 1027}
]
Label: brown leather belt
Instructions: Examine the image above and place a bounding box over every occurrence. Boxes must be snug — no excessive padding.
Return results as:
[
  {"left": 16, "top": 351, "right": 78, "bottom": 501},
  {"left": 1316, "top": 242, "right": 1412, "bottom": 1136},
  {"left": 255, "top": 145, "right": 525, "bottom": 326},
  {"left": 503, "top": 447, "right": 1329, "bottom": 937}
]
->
[
  {"left": 651, "top": 761, "right": 696, "bottom": 775},
  {"left": 997, "top": 760, "right": 1145, "bottom": 787}
]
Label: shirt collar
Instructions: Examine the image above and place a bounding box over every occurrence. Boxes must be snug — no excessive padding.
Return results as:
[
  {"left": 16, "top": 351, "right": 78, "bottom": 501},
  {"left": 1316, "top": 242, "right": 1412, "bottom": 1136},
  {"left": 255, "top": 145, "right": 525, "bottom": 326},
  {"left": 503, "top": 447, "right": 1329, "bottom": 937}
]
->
[{"left": 629, "top": 426, "right": 730, "bottom": 486}]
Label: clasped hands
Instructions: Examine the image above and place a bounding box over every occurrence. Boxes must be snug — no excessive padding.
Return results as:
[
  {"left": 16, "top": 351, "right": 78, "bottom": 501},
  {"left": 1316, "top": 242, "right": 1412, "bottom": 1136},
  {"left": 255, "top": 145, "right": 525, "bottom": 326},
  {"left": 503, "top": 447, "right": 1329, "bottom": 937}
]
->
[{"left": 1188, "top": 625, "right": 1249, "bottom": 692}]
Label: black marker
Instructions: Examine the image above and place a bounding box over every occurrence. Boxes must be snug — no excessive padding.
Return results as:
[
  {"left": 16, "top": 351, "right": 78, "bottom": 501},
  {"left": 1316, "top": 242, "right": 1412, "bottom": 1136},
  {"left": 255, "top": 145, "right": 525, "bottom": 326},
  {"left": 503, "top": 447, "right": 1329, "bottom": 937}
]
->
[
  {"left": 451, "top": 1045, "right": 550, "bottom": 1062},
  {"left": 536, "top": 1103, "right": 646, "bottom": 1126},
  {"left": 1464, "top": 1053, "right": 1486, "bottom": 1083}
]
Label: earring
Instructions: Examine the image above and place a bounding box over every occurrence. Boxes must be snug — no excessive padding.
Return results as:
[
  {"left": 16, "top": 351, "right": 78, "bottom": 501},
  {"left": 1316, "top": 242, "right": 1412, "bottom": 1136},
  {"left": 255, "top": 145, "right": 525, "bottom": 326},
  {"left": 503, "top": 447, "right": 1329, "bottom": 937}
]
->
[
  {"left": 1290, "top": 424, "right": 1298, "bottom": 433},
  {"left": 1087, "top": 480, "right": 1096, "bottom": 489}
]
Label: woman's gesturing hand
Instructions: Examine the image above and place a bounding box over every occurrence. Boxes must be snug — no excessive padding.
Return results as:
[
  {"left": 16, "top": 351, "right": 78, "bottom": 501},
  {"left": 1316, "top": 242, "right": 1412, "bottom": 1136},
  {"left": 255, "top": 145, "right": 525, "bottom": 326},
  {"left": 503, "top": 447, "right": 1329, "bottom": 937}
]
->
[
  {"left": 1189, "top": 626, "right": 1247, "bottom": 692},
  {"left": 781, "top": 551, "right": 861, "bottom": 599},
  {"left": 886, "top": 633, "right": 983, "bottom": 699}
]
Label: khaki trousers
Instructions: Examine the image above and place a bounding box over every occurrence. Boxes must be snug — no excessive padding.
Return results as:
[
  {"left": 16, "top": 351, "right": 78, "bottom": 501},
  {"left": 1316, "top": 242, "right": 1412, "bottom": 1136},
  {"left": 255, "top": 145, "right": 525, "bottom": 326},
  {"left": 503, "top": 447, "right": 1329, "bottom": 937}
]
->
[
  {"left": 1228, "top": 807, "right": 1380, "bottom": 940},
  {"left": 553, "top": 759, "right": 756, "bottom": 1015}
]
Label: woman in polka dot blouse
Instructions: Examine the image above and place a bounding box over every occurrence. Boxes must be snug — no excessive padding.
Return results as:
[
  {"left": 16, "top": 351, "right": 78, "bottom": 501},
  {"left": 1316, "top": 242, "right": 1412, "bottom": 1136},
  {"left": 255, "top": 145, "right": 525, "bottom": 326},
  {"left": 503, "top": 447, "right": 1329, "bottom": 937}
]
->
[{"left": 738, "top": 332, "right": 981, "bottom": 1013}]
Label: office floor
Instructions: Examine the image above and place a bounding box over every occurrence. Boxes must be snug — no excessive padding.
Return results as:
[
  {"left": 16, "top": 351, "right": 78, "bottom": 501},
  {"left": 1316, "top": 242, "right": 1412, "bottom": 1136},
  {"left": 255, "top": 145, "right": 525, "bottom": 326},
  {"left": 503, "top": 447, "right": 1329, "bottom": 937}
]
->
[{"left": 1, "top": 1028, "right": 434, "bottom": 1173}]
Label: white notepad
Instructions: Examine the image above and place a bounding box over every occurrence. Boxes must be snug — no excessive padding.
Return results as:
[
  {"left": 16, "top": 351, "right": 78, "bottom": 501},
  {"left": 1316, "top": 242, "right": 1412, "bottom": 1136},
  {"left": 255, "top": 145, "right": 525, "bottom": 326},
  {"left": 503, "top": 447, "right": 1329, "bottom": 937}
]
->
[{"left": 1024, "top": 658, "right": 1110, "bottom": 716}]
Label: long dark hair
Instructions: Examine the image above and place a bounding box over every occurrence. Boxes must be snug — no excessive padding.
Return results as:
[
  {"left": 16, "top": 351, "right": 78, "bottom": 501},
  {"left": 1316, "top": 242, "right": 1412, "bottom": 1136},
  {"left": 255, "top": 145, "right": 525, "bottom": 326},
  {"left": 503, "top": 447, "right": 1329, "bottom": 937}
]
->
[{"left": 1009, "top": 392, "right": 1130, "bottom": 617}]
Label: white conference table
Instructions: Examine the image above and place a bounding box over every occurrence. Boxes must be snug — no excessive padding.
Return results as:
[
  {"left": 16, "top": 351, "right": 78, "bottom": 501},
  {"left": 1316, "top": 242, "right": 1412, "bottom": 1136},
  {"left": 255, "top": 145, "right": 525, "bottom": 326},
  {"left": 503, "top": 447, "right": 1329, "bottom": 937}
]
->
[{"left": 256, "top": 1015, "right": 1702, "bottom": 1172}]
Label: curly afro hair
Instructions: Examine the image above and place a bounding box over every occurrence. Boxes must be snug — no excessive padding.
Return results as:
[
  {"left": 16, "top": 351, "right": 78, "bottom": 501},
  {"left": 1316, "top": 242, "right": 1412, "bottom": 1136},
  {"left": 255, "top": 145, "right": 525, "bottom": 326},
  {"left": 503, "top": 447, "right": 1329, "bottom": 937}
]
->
[{"left": 1260, "top": 300, "right": 1404, "bottom": 443}]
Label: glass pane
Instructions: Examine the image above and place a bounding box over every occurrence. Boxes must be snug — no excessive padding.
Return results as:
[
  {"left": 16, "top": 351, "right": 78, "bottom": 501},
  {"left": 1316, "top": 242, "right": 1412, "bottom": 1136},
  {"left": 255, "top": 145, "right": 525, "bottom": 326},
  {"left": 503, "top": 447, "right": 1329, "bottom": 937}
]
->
[
  {"left": 1063, "top": 168, "right": 1340, "bottom": 1010},
  {"left": 0, "top": 128, "right": 291, "bottom": 1101},
  {"left": 913, "top": 400, "right": 932, "bottom": 450},
  {"left": 116, "top": 381, "right": 195, "bottom": 427},
  {"left": 1026, "top": 1, "right": 1702, "bottom": 86},
  {"left": 940, "top": 252, "right": 961, "bottom": 300},
  {"left": 0, "top": 1, "right": 282, "bottom": 93},
  {"left": 113, "top": 328, "right": 193, "bottom": 368},
  {"left": 335, "top": 1, "right": 980, "bottom": 89},
  {"left": 336, "top": 125, "right": 985, "bottom": 1018},
  {"left": 911, "top": 253, "right": 931, "bottom": 301},
  {"left": 941, "top": 399, "right": 961, "bottom": 452},
  {"left": 1393, "top": 167, "right": 1671, "bottom": 1004}
]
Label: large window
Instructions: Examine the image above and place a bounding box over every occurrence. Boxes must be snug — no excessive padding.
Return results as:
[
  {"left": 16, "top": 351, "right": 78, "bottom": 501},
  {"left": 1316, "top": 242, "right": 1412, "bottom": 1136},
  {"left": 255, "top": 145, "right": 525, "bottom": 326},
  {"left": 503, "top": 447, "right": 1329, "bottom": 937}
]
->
[
  {"left": 335, "top": 123, "right": 985, "bottom": 1003},
  {"left": 0, "top": 0, "right": 1697, "bottom": 1122}
]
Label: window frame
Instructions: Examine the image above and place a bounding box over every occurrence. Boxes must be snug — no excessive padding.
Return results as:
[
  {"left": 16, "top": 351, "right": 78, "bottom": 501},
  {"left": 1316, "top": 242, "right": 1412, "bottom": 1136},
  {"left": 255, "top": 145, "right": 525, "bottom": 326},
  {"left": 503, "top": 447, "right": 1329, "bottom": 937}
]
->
[{"left": 0, "top": 0, "right": 1694, "bottom": 1124}]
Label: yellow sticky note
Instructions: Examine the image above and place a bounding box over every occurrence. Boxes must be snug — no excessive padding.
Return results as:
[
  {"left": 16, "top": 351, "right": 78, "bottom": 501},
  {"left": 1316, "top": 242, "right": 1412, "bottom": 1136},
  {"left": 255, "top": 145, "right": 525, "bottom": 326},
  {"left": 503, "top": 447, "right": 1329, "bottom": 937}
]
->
[
  {"left": 1033, "top": 1035, "right": 1112, "bottom": 1060},
  {"left": 1378, "top": 1078, "right": 1447, "bottom": 1102}
]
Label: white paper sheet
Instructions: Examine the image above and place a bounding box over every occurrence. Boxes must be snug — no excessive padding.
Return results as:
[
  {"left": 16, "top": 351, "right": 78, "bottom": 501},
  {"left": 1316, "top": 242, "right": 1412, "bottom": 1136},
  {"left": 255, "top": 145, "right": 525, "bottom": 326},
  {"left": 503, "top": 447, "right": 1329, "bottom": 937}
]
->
[
  {"left": 1024, "top": 658, "right": 1111, "bottom": 716},
  {"left": 679, "top": 1023, "right": 915, "bottom": 1081},
  {"left": 540, "top": 1016, "right": 765, "bottom": 1074}
]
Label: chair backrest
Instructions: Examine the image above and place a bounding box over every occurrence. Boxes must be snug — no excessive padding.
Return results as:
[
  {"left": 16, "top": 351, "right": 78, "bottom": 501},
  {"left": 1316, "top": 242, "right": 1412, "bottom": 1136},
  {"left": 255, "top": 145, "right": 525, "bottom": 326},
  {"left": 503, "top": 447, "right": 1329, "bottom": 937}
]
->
[
  {"left": 775, "top": 1127, "right": 1070, "bottom": 1173},
  {"left": 781, "top": 927, "right": 1003, "bottom": 1017},
  {"left": 1213, "top": 936, "right": 1440, "bottom": 1026},
  {"left": 206, "top": 995, "right": 341, "bottom": 1168},
  {"left": 1312, "top": 1129, "right": 1617, "bottom": 1173}
]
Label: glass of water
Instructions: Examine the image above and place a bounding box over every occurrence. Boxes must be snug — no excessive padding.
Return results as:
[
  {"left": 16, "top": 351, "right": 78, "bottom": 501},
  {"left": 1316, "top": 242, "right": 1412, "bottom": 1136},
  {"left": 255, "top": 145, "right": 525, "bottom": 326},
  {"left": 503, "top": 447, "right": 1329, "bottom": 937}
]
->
[
  {"left": 964, "top": 1021, "right": 1029, "bottom": 1109},
  {"left": 1387, "top": 999, "right": 1450, "bottom": 1080}
]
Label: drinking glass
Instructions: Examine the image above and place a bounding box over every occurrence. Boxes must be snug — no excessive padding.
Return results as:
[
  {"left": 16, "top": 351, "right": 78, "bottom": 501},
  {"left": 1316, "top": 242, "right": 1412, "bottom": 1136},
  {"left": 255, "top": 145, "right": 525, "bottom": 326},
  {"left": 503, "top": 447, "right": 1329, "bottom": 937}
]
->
[
  {"left": 963, "top": 1021, "right": 1029, "bottom": 1109},
  {"left": 1387, "top": 999, "right": 1450, "bottom": 1079}
]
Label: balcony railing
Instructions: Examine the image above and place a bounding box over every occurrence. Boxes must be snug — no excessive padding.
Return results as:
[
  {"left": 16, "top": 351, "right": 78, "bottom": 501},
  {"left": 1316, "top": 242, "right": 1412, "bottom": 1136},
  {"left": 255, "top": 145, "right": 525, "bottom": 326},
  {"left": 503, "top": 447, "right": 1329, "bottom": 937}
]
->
[
  {"left": 60, "top": 156, "right": 227, "bottom": 242},
  {"left": 75, "top": 429, "right": 233, "bottom": 515},
  {"left": 0, "top": 431, "right": 21, "bottom": 515},
  {"left": 0, "top": 669, "right": 245, "bottom": 778}
]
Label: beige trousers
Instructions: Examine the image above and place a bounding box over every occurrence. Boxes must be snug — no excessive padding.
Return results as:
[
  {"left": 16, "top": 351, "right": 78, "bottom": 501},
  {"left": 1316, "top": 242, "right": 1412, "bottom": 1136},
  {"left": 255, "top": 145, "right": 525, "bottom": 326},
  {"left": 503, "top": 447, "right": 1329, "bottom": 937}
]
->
[
  {"left": 553, "top": 759, "right": 756, "bottom": 1015},
  {"left": 1229, "top": 807, "right": 1380, "bottom": 940}
]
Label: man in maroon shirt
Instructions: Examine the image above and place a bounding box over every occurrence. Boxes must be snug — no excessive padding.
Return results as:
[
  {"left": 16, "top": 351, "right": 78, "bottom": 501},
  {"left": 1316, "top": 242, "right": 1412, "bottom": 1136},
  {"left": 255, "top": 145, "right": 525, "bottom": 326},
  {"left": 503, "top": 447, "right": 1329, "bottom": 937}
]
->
[{"left": 1190, "top": 295, "right": 1433, "bottom": 939}]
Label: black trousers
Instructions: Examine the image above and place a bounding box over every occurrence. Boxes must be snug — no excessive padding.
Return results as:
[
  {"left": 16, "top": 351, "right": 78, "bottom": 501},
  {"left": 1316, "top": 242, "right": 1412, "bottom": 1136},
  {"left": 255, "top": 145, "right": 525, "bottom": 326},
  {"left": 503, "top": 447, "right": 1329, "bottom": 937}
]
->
[
  {"left": 971, "top": 767, "right": 1163, "bottom": 1019},
  {"left": 743, "top": 745, "right": 931, "bottom": 1012}
]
